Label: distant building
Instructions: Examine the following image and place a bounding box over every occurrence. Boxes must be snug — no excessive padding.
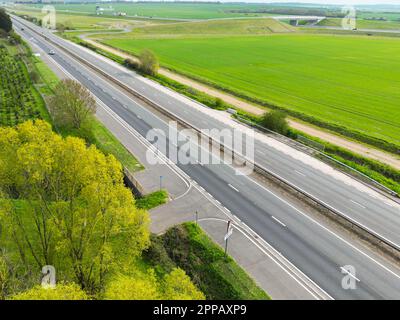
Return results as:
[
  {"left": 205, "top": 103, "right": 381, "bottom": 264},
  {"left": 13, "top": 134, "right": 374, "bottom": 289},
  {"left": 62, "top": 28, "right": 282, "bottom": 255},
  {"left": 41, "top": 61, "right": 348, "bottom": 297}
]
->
[{"left": 96, "top": 5, "right": 114, "bottom": 15}]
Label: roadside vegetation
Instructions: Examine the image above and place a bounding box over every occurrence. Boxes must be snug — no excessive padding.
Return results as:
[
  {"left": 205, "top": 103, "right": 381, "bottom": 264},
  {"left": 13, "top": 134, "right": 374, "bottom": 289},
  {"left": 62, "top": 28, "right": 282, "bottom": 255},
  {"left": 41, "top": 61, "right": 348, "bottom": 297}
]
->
[
  {"left": 135, "top": 190, "right": 168, "bottom": 210},
  {"left": 144, "top": 222, "right": 269, "bottom": 300},
  {"left": 0, "top": 120, "right": 204, "bottom": 300},
  {"left": 0, "top": 37, "right": 49, "bottom": 126}
]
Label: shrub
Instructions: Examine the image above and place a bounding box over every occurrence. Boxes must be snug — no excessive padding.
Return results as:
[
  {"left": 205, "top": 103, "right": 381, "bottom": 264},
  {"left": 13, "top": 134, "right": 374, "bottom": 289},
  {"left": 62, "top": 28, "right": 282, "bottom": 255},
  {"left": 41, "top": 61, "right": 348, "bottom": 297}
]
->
[
  {"left": 214, "top": 97, "right": 226, "bottom": 110},
  {"left": 144, "top": 234, "right": 176, "bottom": 275},
  {"left": 260, "top": 110, "right": 289, "bottom": 135},
  {"left": 138, "top": 49, "right": 159, "bottom": 76}
]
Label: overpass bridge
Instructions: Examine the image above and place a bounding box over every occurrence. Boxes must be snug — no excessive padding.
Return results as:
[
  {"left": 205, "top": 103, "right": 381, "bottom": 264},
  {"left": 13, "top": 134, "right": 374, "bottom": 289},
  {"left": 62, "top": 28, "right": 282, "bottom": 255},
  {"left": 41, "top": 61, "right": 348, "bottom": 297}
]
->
[{"left": 271, "top": 15, "right": 326, "bottom": 26}]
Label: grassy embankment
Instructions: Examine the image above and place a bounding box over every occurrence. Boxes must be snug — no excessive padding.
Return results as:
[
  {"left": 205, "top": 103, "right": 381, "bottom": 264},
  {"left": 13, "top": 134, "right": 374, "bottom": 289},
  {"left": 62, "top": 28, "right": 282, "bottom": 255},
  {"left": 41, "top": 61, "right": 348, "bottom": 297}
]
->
[{"left": 144, "top": 222, "right": 270, "bottom": 300}]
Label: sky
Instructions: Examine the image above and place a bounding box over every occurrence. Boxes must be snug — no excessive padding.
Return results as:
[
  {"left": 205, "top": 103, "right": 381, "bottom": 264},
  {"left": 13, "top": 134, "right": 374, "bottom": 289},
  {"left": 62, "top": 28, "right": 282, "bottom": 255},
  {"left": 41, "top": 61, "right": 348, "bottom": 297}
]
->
[{"left": 265, "top": 1, "right": 400, "bottom": 4}]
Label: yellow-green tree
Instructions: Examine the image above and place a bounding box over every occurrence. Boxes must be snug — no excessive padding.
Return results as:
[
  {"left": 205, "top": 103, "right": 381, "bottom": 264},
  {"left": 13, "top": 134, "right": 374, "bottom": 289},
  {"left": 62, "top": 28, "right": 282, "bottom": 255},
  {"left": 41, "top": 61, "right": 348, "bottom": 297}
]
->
[
  {"left": 0, "top": 120, "right": 150, "bottom": 293},
  {"left": 162, "top": 268, "right": 205, "bottom": 300},
  {"left": 11, "top": 283, "right": 88, "bottom": 300},
  {"left": 0, "top": 256, "right": 8, "bottom": 300},
  {"left": 104, "top": 271, "right": 160, "bottom": 300},
  {"left": 104, "top": 268, "right": 204, "bottom": 300}
]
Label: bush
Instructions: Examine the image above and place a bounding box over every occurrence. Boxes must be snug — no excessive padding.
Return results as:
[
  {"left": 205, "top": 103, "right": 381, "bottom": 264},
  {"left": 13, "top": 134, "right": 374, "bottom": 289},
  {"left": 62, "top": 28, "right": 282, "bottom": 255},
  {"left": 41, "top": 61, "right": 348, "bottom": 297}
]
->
[
  {"left": 260, "top": 110, "right": 289, "bottom": 135},
  {"left": 214, "top": 97, "right": 226, "bottom": 110},
  {"left": 143, "top": 234, "right": 176, "bottom": 275},
  {"left": 138, "top": 49, "right": 159, "bottom": 76}
]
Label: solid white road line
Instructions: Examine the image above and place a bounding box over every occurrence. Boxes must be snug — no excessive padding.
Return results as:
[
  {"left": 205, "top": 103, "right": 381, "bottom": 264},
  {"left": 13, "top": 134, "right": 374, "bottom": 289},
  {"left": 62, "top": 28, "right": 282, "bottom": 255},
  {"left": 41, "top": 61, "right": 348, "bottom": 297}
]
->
[
  {"left": 340, "top": 267, "right": 361, "bottom": 282},
  {"left": 295, "top": 170, "right": 307, "bottom": 177},
  {"left": 228, "top": 184, "right": 240, "bottom": 192},
  {"left": 272, "top": 216, "right": 287, "bottom": 227},
  {"left": 350, "top": 200, "right": 366, "bottom": 209}
]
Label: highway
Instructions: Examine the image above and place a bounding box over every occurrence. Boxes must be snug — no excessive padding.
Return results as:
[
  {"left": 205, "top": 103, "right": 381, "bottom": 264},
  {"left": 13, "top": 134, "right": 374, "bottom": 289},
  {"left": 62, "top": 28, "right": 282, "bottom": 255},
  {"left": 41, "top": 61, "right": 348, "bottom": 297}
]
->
[
  {"left": 13, "top": 16, "right": 400, "bottom": 299},
  {"left": 14, "top": 16, "right": 400, "bottom": 249}
]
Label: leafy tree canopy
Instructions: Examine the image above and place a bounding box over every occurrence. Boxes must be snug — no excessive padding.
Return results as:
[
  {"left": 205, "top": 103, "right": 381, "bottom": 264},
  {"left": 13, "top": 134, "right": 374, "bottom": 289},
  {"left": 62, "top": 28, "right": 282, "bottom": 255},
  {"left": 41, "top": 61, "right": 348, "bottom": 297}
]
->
[
  {"left": 11, "top": 283, "right": 89, "bottom": 300},
  {"left": 0, "top": 120, "right": 150, "bottom": 293}
]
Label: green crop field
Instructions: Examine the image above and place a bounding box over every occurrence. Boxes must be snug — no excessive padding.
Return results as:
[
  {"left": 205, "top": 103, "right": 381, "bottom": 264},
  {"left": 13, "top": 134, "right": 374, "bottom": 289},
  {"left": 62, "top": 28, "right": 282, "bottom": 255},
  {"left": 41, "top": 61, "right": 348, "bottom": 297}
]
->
[
  {"left": 8, "top": 8, "right": 164, "bottom": 30},
  {"left": 100, "top": 29, "right": 400, "bottom": 146},
  {"left": 24, "top": 2, "right": 276, "bottom": 20}
]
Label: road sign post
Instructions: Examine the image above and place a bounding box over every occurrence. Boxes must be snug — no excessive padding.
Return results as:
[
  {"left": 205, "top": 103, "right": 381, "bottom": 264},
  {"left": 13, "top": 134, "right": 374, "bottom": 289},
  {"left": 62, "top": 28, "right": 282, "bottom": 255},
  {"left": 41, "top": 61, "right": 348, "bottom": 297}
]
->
[{"left": 224, "top": 220, "right": 233, "bottom": 259}]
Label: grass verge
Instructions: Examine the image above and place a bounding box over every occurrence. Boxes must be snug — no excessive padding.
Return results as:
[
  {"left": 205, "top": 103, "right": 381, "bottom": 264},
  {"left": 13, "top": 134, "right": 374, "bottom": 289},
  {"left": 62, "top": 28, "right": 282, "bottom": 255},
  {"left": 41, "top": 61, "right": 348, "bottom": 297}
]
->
[
  {"left": 144, "top": 222, "right": 270, "bottom": 300},
  {"left": 135, "top": 190, "right": 168, "bottom": 210}
]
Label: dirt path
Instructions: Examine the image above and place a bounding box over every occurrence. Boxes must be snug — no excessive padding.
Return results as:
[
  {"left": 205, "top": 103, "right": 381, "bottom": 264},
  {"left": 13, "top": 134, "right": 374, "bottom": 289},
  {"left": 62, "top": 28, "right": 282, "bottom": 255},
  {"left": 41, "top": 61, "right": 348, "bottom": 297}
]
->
[{"left": 84, "top": 37, "right": 400, "bottom": 169}]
